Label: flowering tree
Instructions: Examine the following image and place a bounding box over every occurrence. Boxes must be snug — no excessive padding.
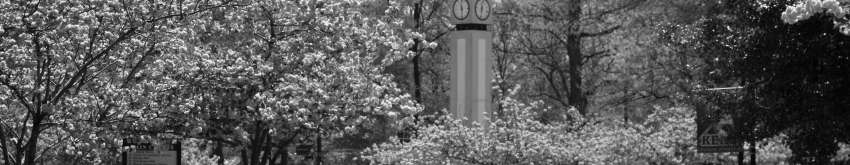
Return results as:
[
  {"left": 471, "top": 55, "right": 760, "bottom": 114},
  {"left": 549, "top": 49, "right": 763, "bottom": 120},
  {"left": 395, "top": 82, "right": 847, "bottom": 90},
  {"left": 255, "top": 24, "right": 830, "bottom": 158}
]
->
[
  {"left": 0, "top": 0, "right": 241, "bottom": 164},
  {"left": 362, "top": 85, "right": 704, "bottom": 164},
  {"left": 695, "top": 0, "right": 850, "bottom": 163},
  {"left": 781, "top": 0, "right": 850, "bottom": 35},
  {"left": 2, "top": 0, "right": 422, "bottom": 164},
  {"left": 103, "top": 0, "right": 420, "bottom": 164}
]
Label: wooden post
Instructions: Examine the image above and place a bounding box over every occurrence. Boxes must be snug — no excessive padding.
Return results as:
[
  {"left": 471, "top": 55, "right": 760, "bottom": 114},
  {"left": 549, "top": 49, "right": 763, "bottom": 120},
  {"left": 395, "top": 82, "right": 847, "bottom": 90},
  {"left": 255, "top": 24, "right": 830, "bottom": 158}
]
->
[
  {"left": 215, "top": 141, "right": 224, "bottom": 165},
  {"left": 314, "top": 128, "right": 321, "bottom": 165},
  {"left": 622, "top": 84, "right": 629, "bottom": 123},
  {"left": 750, "top": 141, "right": 756, "bottom": 165},
  {"left": 738, "top": 151, "right": 744, "bottom": 165},
  {"left": 176, "top": 140, "right": 183, "bottom": 165}
]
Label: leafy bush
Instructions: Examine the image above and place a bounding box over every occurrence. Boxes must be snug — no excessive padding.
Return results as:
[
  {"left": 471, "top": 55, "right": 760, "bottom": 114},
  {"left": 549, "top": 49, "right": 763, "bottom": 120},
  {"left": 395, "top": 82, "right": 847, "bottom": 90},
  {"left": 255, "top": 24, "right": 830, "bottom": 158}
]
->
[{"left": 361, "top": 96, "right": 703, "bottom": 164}]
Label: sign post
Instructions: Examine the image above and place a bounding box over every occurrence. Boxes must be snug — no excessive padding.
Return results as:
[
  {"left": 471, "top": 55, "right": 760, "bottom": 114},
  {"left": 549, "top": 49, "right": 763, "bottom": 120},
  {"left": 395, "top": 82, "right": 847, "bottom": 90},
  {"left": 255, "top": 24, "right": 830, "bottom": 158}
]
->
[{"left": 448, "top": 0, "right": 493, "bottom": 126}]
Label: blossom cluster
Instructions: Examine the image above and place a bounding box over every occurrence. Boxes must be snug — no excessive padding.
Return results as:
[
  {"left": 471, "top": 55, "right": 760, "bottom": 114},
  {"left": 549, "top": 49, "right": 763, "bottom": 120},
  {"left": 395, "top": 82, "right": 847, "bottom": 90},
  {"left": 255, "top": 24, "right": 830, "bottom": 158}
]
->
[
  {"left": 781, "top": 0, "right": 850, "bottom": 35},
  {"left": 362, "top": 95, "right": 703, "bottom": 164}
]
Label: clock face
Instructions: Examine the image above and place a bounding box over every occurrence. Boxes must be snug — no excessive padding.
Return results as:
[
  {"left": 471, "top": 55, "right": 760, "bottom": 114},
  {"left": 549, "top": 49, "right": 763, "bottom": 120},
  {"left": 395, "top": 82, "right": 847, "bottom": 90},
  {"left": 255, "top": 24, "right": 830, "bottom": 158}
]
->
[
  {"left": 475, "top": 0, "right": 490, "bottom": 20},
  {"left": 453, "top": 0, "right": 470, "bottom": 20}
]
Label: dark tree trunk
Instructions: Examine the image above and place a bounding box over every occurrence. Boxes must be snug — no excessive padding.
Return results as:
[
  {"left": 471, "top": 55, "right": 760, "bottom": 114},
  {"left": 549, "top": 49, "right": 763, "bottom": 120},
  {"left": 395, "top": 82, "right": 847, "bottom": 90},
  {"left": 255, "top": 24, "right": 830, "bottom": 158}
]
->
[
  {"left": 566, "top": 0, "right": 587, "bottom": 115},
  {"left": 241, "top": 149, "right": 248, "bottom": 165},
  {"left": 750, "top": 141, "right": 756, "bottom": 165},
  {"left": 280, "top": 146, "right": 289, "bottom": 165},
  {"left": 411, "top": 2, "right": 423, "bottom": 103},
  {"left": 413, "top": 53, "right": 421, "bottom": 102},
  {"left": 738, "top": 151, "right": 744, "bottom": 165},
  {"left": 215, "top": 141, "right": 224, "bottom": 165},
  {"left": 623, "top": 84, "right": 629, "bottom": 123},
  {"left": 22, "top": 113, "right": 44, "bottom": 165},
  {"left": 313, "top": 129, "right": 321, "bottom": 165},
  {"left": 275, "top": 141, "right": 290, "bottom": 165},
  {"left": 0, "top": 123, "right": 12, "bottom": 164},
  {"left": 259, "top": 134, "right": 273, "bottom": 165},
  {"left": 249, "top": 122, "right": 265, "bottom": 165}
]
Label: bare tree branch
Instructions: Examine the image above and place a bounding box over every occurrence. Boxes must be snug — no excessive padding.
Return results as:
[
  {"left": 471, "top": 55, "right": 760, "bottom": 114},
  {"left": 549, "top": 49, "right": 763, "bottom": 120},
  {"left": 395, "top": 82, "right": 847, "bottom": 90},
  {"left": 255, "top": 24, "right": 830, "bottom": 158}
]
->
[{"left": 579, "top": 25, "right": 621, "bottom": 38}]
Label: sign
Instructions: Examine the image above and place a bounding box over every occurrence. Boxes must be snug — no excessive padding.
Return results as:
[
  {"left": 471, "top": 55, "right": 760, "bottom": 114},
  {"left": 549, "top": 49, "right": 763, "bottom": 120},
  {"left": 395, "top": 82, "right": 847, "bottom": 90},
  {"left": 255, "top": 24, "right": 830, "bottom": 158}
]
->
[
  {"left": 123, "top": 138, "right": 181, "bottom": 165},
  {"left": 697, "top": 107, "right": 742, "bottom": 153},
  {"left": 127, "top": 151, "right": 179, "bottom": 165}
]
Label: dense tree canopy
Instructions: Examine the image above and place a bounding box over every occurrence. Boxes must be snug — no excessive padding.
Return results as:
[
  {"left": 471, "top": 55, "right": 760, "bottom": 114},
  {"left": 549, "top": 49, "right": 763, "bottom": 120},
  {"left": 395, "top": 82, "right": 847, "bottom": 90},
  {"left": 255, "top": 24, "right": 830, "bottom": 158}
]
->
[
  {"left": 2, "top": 0, "right": 419, "bottom": 164},
  {"left": 695, "top": 0, "right": 850, "bottom": 164},
  {"left": 2, "top": 0, "right": 849, "bottom": 164}
]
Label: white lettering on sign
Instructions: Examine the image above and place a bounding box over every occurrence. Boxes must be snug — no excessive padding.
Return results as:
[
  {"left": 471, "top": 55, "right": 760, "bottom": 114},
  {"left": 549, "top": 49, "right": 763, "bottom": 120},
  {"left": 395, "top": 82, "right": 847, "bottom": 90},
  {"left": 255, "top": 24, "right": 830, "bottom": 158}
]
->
[
  {"left": 699, "top": 135, "right": 731, "bottom": 146},
  {"left": 127, "top": 151, "right": 178, "bottom": 165}
]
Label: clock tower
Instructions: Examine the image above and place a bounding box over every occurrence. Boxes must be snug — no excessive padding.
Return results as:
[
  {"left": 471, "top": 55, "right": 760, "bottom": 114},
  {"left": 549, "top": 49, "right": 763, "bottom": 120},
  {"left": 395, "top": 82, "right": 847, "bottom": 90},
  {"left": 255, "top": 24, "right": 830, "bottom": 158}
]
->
[
  {"left": 448, "top": 0, "right": 493, "bottom": 126},
  {"left": 449, "top": 0, "right": 493, "bottom": 26}
]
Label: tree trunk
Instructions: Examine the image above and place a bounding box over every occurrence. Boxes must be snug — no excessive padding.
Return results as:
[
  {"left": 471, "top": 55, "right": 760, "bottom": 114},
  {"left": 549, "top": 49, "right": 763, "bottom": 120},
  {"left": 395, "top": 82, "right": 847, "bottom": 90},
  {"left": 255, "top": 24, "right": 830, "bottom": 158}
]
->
[
  {"left": 215, "top": 141, "right": 224, "bottom": 165},
  {"left": 241, "top": 149, "right": 248, "bottom": 165},
  {"left": 623, "top": 84, "right": 629, "bottom": 123},
  {"left": 738, "top": 151, "right": 744, "bottom": 165},
  {"left": 249, "top": 122, "right": 265, "bottom": 165},
  {"left": 411, "top": 2, "right": 423, "bottom": 103},
  {"left": 22, "top": 113, "right": 45, "bottom": 165},
  {"left": 259, "top": 133, "right": 273, "bottom": 165},
  {"left": 1, "top": 123, "right": 12, "bottom": 164},
  {"left": 750, "top": 141, "right": 756, "bottom": 165},
  {"left": 566, "top": 0, "right": 587, "bottom": 115},
  {"left": 275, "top": 141, "right": 289, "bottom": 165},
  {"left": 280, "top": 146, "right": 289, "bottom": 165},
  {"left": 313, "top": 129, "right": 321, "bottom": 165}
]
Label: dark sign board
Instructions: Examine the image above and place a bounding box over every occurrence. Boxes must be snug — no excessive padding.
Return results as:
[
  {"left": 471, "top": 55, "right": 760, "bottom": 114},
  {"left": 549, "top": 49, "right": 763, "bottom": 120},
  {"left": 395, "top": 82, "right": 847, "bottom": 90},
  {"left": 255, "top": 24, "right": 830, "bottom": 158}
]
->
[
  {"left": 696, "top": 99, "right": 743, "bottom": 153},
  {"left": 122, "top": 138, "right": 181, "bottom": 165}
]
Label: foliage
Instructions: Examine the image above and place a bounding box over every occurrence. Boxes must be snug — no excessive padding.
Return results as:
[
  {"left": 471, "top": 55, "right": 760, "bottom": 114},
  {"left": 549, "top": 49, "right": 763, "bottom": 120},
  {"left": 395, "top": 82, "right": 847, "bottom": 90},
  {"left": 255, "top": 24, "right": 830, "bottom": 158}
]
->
[
  {"left": 382, "top": 0, "right": 451, "bottom": 116},
  {"left": 491, "top": 0, "right": 649, "bottom": 116},
  {"left": 2, "top": 0, "right": 421, "bottom": 164},
  {"left": 0, "top": 0, "right": 240, "bottom": 164},
  {"left": 128, "top": 0, "right": 422, "bottom": 164},
  {"left": 780, "top": 0, "right": 850, "bottom": 35},
  {"left": 756, "top": 134, "right": 793, "bottom": 164},
  {"left": 696, "top": 0, "right": 850, "bottom": 163},
  {"left": 2, "top": 0, "right": 846, "bottom": 164},
  {"left": 362, "top": 88, "right": 705, "bottom": 164},
  {"left": 182, "top": 139, "right": 238, "bottom": 165}
]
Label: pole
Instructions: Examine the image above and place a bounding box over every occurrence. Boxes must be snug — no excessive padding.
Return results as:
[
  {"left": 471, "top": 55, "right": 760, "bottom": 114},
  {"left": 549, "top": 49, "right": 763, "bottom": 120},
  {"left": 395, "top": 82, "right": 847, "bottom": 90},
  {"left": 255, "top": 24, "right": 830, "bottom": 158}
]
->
[
  {"left": 215, "top": 141, "right": 224, "bottom": 165},
  {"left": 738, "top": 151, "right": 744, "bottom": 165},
  {"left": 314, "top": 128, "right": 321, "bottom": 165},
  {"left": 176, "top": 140, "right": 182, "bottom": 165},
  {"left": 622, "top": 84, "right": 629, "bottom": 123},
  {"left": 750, "top": 141, "right": 756, "bottom": 165}
]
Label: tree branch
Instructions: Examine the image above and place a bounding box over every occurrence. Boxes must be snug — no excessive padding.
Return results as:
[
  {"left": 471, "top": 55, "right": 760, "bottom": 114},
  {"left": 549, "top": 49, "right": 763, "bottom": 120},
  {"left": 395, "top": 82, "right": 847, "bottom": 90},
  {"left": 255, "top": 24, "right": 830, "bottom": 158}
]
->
[
  {"left": 579, "top": 25, "right": 621, "bottom": 38},
  {"left": 0, "top": 74, "right": 33, "bottom": 112},
  {"left": 122, "top": 43, "right": 158, "bottom": 88},
  {"left": 590, "top": 0, "right": 646, "bottom": 19},
  {"left": 49, "top": 26, "right": 138, "bottom": 104},
  {"left": 144, "top": 0, "right": 241, "bottom": 24},
  {"left": 0, "top": 123, "right": 14, "bottom": 165}
]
